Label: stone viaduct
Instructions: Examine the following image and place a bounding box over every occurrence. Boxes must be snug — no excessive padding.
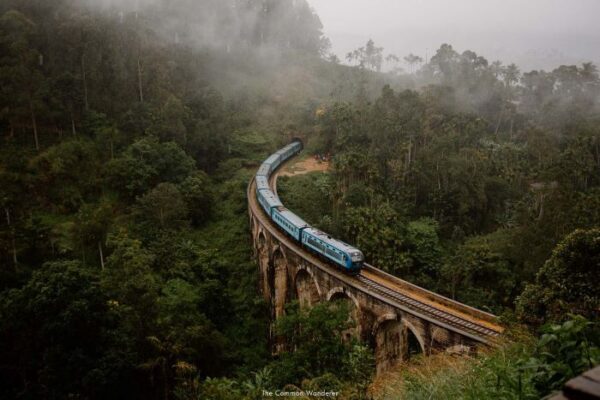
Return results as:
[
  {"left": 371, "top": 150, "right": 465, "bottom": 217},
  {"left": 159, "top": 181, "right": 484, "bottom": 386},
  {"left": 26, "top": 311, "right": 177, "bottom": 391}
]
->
[{"left": 248, "top": 173, "right": 503, "bottom": 374}]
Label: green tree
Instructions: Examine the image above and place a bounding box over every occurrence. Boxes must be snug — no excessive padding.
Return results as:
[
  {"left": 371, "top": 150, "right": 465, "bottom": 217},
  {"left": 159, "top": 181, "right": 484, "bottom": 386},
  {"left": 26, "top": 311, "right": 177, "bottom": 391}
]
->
[
  {"left": 271, "top": 301, "right": 359, "bottom": 386},
  {"left": 343, "top": 203, "right": 411, "bottom": 276},
  {"left": 346, "top": 39, "right": 384, "bottom": 72},
  {"left": 404, "top": 53, "right": 423, "bottom": 73},
  {"left": 178, "top": 171, "right": 214, "bottom": 227},
  {"left": 72, "top": 199, "right": 113, "bottom": 268},
  {"left": 148, "top": 95, "right": 192, "bottom": 147},
  {"left": 0, "top": 10, "right": 46, "bottom": 150},
  {"left": 135, "top": 182, "right": 189, "bottom": 231},
  {"left": 106, "top": 137, "right": 195, "bottom": 199},
  {"left": 524, "top": 316, "right": 599, "bottom": 396},
  {"left": 29, "top": 139, "right": 100, "bottom": 211},
  {"left": 442, "top": 232, "right": 517, "bottom": 311},
  {"left": 101, "top": 229, "right": 159, "bottom": 337},
  {"left": 0, "top": 260, "right": 135, "bottom": 399},
  {"left": 516, "top": 228, "right": 600, "bottom": 325}
]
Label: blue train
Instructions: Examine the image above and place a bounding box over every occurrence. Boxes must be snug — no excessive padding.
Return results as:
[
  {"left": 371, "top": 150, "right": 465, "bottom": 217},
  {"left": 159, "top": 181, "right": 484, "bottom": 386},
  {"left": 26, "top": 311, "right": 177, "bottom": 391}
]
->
[{"left": 255, "top": 141, "right": 364, "bottom": 274}]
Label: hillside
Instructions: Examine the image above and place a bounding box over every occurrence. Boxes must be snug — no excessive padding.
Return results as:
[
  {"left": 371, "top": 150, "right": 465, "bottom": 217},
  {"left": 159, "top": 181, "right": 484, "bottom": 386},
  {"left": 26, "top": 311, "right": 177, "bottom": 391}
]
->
[{"left": 0, "top": 1, "right": 598, "bottom": 399}]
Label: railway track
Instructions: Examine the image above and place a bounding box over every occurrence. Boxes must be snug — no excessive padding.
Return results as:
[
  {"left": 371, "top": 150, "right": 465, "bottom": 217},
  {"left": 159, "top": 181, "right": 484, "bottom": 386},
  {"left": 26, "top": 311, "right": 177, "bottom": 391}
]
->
[{"left": 356, "top": 271, "right": 501, "bottom": 338}]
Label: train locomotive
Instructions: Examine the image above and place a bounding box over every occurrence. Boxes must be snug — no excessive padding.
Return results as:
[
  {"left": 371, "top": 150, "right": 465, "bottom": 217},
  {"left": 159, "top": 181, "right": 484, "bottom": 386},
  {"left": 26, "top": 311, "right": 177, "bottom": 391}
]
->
[{"left": 255, "top": 141, "right": 364, "bottom": 274}]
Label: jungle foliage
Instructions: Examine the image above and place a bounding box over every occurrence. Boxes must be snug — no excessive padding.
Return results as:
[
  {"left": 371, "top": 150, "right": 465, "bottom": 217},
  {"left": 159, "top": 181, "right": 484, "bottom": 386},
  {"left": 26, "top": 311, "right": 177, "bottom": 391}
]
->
[
  {"left": 281, "top": 44, "right": 600, "bottom": 318},
  {"left": 0, "top": 0, "right": 598, "bottom": 399}
]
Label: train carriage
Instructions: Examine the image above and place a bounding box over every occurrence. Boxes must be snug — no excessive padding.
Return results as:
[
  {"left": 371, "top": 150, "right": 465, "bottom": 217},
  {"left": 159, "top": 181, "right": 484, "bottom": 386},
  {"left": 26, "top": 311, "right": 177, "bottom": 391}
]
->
[
  {"left": 301, "top": 228, "right": 364, "bottom": 274},
  {"left": 257, "top": 163, "right": 271, "bottom": 177},
  {"left": 257, "top": 189, "right": 283, "bottom": 217},
  {"left": 271, "top": 207, "right": 309, "bottom": 241},
  {"left": 256, "top": 175, "right": 270, "bottom": 192},
  {"left": 275, "top": 142, "right": 302, "bottom": 161}
]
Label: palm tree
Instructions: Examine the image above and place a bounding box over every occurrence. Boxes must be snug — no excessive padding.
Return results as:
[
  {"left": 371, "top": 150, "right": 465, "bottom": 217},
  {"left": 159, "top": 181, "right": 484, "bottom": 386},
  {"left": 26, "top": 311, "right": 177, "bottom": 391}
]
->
[
  {"left": 140, "top": 335, "right": 184, "bottom": 400},
  {"left": 403, "top": 53, "right": 423, "bottom": 73}
]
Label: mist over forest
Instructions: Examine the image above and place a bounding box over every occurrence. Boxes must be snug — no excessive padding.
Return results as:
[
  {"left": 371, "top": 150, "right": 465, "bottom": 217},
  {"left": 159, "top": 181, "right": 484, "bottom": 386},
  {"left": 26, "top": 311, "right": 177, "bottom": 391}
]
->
[
  {"left": 310, "top": 0, "right": 600, "bottom": 72},
  {"left": 0, "top": 0, "right": 598, "bottom": 399}
]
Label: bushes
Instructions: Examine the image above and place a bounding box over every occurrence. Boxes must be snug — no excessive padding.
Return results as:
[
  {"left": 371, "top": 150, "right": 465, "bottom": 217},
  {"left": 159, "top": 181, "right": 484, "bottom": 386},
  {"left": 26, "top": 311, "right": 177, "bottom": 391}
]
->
[
  {"left": 383, "top": 316, "right": 598, "bottom": 400},
  {"left": 517, "top": 228, "right": 600, "bottom": 326}
]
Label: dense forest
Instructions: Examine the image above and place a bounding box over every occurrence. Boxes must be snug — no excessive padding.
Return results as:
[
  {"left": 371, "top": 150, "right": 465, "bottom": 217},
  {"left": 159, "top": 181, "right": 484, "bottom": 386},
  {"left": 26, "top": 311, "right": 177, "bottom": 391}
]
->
[
  {"left": 282, "top": 42, "right": 600, "bottom": 316},
  {"left": 0, "top": 0, "right": 598, "bottom": 399}
]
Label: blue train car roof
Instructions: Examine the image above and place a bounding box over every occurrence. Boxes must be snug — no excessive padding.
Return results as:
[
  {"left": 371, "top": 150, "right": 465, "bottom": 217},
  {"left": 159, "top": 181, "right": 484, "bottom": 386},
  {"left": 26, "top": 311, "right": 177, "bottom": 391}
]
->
[
  {"left": 261, "top": 190, "right": 283, "bottom": 208},
  {"left": 256, "top": 176, "right": 270, "bottom": 191},
  {"left": 256, "top": 163, "right": 271, "bottom": 177},
  {"left": 264, "top": 154, "right": 280, "bottom": 165},
  {"left": 303, "top": 227, "right": 362, "bottom": 255},
  {"left": 279, "top": 143, "right": 296, "bottom": 152},
  {"left": 276, "top": 208, "right": 309, "bottom": 229}
]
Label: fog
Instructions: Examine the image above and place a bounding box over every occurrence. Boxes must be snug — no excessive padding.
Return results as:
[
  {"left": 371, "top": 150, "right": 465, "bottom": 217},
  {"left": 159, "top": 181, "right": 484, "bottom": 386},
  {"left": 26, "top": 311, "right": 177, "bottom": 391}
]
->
[{"left": 308, "top": 0, "right": 600, "bottom": 71}]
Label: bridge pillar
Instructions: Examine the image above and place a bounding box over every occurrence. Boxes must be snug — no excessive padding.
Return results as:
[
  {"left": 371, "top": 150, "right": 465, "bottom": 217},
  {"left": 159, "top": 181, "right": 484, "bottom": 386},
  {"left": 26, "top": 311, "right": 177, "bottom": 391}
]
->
[
  {"left": 294, "top": 266, "right": 321, "bottom": 308},
  {"left": 272, "top": 248, "right": 288, "bottom": 321},
  {"left": 373, "top": 314, "right": 403, "bottom": 375},
  {"left": 256, "top": 230, "right": 271, "bottom": 302}
]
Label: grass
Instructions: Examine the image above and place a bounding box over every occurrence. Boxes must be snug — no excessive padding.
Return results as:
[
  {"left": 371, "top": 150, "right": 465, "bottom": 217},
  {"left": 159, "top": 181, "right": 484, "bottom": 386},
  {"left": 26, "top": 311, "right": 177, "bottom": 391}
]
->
[{"left": 371, "top": 332, "right": 538, "bottom": 400}]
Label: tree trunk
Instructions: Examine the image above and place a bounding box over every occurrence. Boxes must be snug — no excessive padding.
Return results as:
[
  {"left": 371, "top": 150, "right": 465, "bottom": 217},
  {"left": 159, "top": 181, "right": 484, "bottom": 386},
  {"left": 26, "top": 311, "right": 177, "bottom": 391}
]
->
[
  {"left": 161, "top": 359, "right": 168, "bottom": 400},
  {"left": 5, "top": 208, "right": 17, "bottom": 267},
  {"left": 538, "top": 194, "right": 545, "bottom": 221},
  {"left": 81, "top": 238, "right": 86, "bottom": 266},
  {"left": 137, "top": 57, "right": 144, "bottom": 103},
  {"left": 494, "top": 106, "right": 504, "bottom": 136},
  {"left": 12, "top": 236, "right": 17, "bottom": 267},
  {"left": 29, "top": 97, "right": 39, "bottom": 151},
  {"left": 98, "top": 241, "right": 105, "bottom": 270},
  {"left": 436, "top": 161, "right": 441, "bottom": 190},
  {"left": 404, "top": 140, "right": 412, "bottom": 183},
  {"left": 82, "top": 54, "right": 89, "bottom": 111},
  {"left": 71, "top": 108, "right": 77, "bottom": 136}
]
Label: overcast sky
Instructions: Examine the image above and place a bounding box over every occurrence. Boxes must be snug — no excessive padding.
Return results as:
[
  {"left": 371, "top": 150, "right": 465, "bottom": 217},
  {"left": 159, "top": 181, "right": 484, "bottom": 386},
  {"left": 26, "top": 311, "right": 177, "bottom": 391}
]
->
[{"left": 307, "top": 0, "right": 600, "bottom": 71}]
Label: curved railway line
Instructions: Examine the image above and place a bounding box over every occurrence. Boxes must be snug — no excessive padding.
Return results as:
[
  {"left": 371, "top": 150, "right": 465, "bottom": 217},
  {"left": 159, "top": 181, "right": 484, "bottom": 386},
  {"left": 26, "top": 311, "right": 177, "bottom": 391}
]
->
[{"left": 250, "top": 151, "right": 504, "bottom": 346}]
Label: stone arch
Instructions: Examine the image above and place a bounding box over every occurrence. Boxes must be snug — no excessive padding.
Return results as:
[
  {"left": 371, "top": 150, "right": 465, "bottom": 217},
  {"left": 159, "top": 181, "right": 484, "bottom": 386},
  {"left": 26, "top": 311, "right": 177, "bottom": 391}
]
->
[
  {"left": 326, "top": 287, "right": 360, "bottom": 340},
  {"left": 272, "top": 249, "right": 288, "bottom": 320},
  {"left": 257, "top": 231, "right": 267, "bottom": 250},
  {"left": 373, "top": 314, "right": 402, "bottom": 375},
  {"left": 294, "top": 267, "right": 321, "bottom": 308},
  {"left": 326, "top": 287, "right": 360, "bottom": 309},
  {"left": 402, "top": 319, "right": 426, "bottom": 359}
]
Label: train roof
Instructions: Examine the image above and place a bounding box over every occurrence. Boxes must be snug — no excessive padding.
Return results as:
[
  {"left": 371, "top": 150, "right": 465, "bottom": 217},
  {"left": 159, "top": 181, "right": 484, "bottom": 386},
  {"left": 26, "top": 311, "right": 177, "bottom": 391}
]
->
[
  {"left": 261, "top": 190, "right": 282, "bottom": 208},
  {"left": 256, "top": 175, "right": 270, "bottom": 190},
  {"left": 256, "top": 163, "right": 271, "bottom": 177},
  {"left": 276, "top": 208, "right": 309, "bottom": 228},
  {"left": 280, "top": 142, "right": 300, "bottom": 152},
  {"left": 303, "top": 227, "right": 362, "bottom": 255},
  {"left": 264, "top": 154, "right": 281, "bottom": 165}
]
